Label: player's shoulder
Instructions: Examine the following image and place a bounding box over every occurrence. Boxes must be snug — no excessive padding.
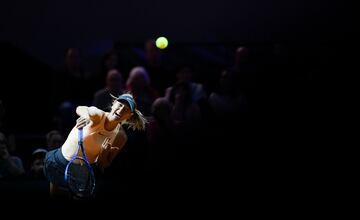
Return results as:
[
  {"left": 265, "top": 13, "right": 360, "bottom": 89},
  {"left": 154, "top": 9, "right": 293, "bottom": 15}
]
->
[
  {"left": 88, "top": 106, "right": 105, "bottom": 115},
  {"left": 88, "top": 106, "right": 105, "bottom": 123}
]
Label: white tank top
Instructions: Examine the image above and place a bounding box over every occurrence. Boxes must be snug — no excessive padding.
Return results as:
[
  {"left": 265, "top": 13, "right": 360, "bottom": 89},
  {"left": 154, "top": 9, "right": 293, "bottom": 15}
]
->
[{"left": 61, "top": 113, "right": 121, "bottom": 163}]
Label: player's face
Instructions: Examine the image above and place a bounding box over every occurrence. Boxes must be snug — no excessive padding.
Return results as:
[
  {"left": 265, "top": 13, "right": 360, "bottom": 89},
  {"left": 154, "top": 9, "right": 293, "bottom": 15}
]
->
[{"left": 110, "top": 100, "right": 132, "bottom": 122}]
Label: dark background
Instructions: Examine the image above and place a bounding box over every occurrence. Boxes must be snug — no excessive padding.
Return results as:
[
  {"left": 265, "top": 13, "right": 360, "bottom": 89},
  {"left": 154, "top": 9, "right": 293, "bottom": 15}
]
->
[
  {"left": 0, "top": 0, "right": 355, "bottom": 208},
  {"left": 0, "top": 0, "right": 352, "bottom": 128},
  {"left": 0, "top": 1, "right": 351, "bottom": 60}
]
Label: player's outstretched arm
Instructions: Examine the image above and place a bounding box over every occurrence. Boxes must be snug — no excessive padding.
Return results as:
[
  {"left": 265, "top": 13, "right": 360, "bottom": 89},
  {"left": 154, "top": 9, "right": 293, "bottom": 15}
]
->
[{"left": 76, "top": 106, "right": 104, "bottom": 125}]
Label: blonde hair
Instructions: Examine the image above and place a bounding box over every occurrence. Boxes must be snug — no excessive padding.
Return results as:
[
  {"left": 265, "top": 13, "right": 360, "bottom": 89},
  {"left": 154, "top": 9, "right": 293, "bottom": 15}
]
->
[{"left": 123, "top": 109, "right": 148, "bottom": 131}]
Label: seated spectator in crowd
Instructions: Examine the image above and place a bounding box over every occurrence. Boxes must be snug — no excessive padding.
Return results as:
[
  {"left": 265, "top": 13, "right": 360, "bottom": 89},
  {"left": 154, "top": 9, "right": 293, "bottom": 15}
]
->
[
  {"left": 169, "top": 81, "right": 202, "bottom": 132},
  {"left": 0, "top": 132, "right": 25, "bottom": 179},
  {"left": 27, "top": 148, "right": 48, "bottom": 180},
  {"left": 165, "top": 67, "right": 206, "bottom": 104},
  {"left": 93, "top": 69, "right": 125, "bottom": 111},
  {"left": 46, "top": 130, "right": 64, "bottom": 151},
  {"left": 147, "top": 98, "right": 176, "bottom": 161},
  {"left": 126, "top": 66, "right": 158, "bottom": 116}
]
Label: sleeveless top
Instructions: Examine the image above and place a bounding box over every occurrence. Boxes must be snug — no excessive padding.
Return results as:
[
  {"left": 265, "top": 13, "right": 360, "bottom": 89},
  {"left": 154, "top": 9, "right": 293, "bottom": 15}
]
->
[{"left": 61, "top": 113, "right": 121, "bottom": 163}]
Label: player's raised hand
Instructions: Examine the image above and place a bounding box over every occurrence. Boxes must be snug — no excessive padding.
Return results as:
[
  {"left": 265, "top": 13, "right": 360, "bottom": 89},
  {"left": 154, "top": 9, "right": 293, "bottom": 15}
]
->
[{"left": 76, "top": 117, "right": 90, "bottom": 129}]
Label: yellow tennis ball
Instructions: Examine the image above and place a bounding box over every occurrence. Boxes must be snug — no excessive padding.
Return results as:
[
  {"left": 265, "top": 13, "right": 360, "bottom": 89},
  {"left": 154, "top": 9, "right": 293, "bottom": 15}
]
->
[{"left": 156, "top": 37, "right": 168, "bottom": 49}]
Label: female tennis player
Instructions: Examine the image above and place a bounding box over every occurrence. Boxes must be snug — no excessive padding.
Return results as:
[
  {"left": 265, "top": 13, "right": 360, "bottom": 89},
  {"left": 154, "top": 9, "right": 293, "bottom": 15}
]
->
[{"left": 43, "top": 93, "right": 147, "bottom": 198}]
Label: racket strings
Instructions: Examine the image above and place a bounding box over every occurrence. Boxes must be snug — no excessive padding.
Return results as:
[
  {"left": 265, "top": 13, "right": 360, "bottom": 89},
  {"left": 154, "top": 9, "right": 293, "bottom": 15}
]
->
[
  {"left": 66, "top": 159, "right": 95, "bottom": 197},
  {"left": 64, "top": 128, "right": 96, "bottom": 198}
]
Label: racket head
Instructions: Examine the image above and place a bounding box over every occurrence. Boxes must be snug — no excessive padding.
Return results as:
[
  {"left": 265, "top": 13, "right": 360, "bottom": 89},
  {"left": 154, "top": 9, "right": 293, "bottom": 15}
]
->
[{"left": 64, "top": 156, "right": 96, "bottom": 198}]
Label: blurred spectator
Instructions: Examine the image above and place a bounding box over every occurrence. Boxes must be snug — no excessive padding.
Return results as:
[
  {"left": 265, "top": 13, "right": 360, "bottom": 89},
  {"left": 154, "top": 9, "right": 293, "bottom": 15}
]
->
[
  {"left": 65, "top": 47, "right": 83, "bottom": 78},
  {"left": 165, "top": 67, "right": 206, "bottom": 104},
  {"left": 231, "top": 46, "right": 256, "bottom": 99},
  {"left": 169, "top": 81, "right": 202, "bottom": 128},
  {"left": 208, "top": 70, "right": 248, "bottom": 123},
  {"left": 126, "top": 66, "right": 158, "bottom": 116},
  {"left": 147, "top": 98, "right": 175, "bottom": 157},
  {"left": 53, "top": 101, "right": 77, "bottom": 135},
  {"left": 46, "top": 130, "right": 64, "bottom": 151},
  {"left": 93, "top": 69, "right": 125, "bottom": 111},
  {"left": 0, "top": 132, "right": 25, "bottom": 179},
  {"left": 101, "top": 49, "right": 120, "bottom": 77},
  {"left": 234, "top": 46, "right": 250, "bottom": 73},
  {"left": 27, "top": 148, "right": 48, "bottom": 180}
]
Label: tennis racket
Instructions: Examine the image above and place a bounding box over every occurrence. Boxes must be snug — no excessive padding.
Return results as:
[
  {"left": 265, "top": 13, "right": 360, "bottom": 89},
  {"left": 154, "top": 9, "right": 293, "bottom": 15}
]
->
[{"left": 64, "top": 128, "right": 95, "bottom": 198}]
